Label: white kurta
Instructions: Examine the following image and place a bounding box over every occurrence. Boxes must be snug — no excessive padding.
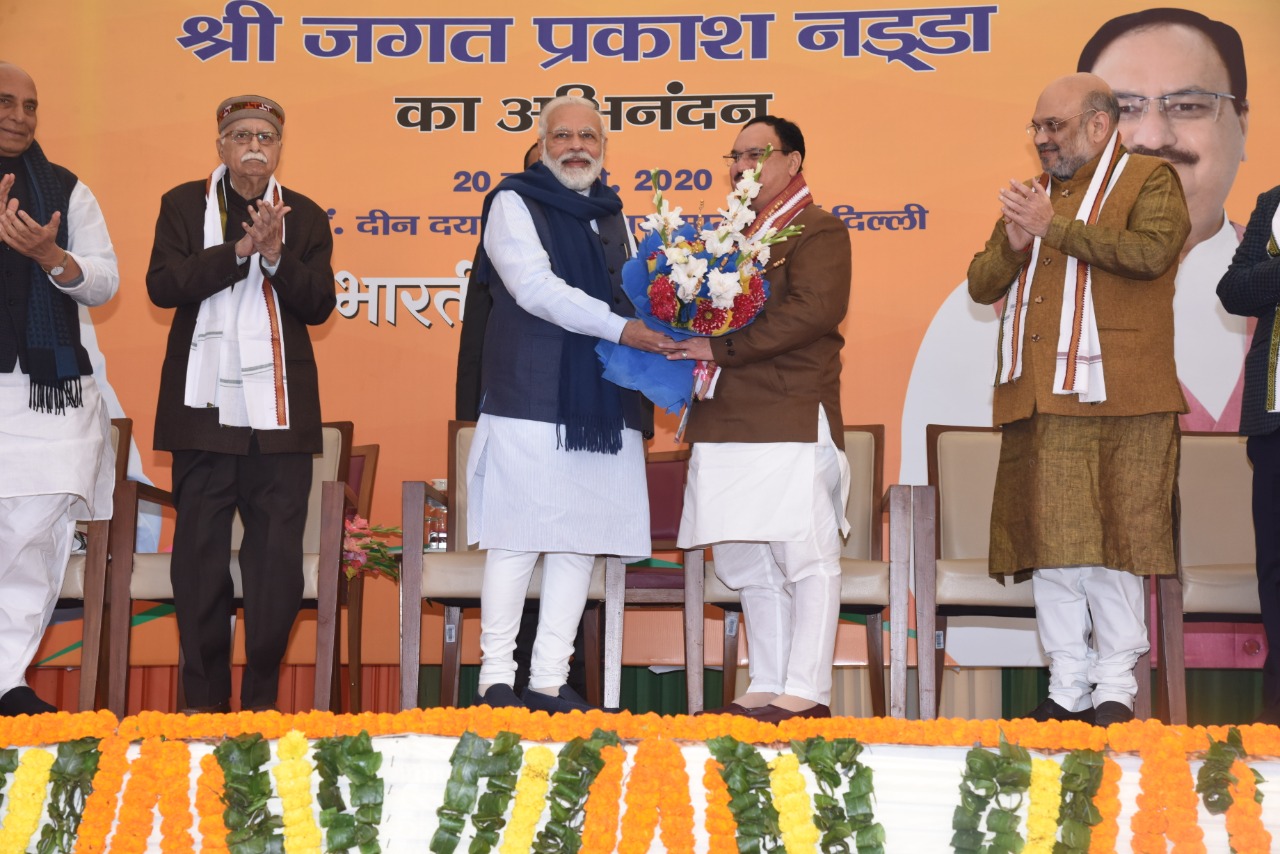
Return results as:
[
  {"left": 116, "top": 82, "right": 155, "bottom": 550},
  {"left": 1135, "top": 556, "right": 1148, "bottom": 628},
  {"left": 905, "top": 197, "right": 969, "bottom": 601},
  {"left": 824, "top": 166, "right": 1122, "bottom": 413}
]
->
[
  {"left": 678, "top": 406, "right": 851, "bottom": 549},
  {"left": 0, "top": 178, "right": 119, "bottom": 520},
  {"left": 465, "top": 189, "right": 649, "bottom": 561}
]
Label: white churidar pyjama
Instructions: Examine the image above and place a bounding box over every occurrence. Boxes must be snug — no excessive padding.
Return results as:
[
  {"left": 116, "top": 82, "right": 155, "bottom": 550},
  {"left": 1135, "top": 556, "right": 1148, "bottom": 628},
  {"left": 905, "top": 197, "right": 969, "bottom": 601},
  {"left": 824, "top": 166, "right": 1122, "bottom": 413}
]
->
[{"left": 1032, "top": 565, "right": 1149, "bottom": 712}]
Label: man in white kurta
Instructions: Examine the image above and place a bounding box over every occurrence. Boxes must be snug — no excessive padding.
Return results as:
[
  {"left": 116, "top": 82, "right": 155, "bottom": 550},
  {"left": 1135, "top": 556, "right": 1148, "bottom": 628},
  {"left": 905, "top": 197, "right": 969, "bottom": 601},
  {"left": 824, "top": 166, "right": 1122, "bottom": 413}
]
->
[
  {"left": 467, "top": 96, "right": 670, "bottom": 713},
  {"left": 0, "top": 63, "right": 118, "bottom": 716}
]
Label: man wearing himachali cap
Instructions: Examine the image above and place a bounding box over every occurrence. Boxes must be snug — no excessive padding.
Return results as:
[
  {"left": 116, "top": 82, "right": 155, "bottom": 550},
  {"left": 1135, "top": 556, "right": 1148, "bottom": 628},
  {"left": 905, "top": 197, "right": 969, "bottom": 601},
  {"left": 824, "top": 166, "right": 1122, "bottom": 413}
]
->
[{"left": 147, "top": 95, "right": 335, "bottom": 713}]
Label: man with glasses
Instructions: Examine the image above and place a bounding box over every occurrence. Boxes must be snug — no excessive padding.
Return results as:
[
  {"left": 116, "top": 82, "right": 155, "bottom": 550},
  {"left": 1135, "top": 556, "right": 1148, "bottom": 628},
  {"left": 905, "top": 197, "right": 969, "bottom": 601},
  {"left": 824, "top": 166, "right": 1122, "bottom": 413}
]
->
[
  {"left": 0, "top": 62, "right": 119, "bottom": 715},
  {"left": 969, "top": 73, "right": 1189, "bottom": 726},
  {"left": 903, "top": 9, "right": 1250, "bottom": 477},
  {"left": 147, "top": 95, "right": 335, "bottom": 713},
  {"left": 662, "top": 116, "right": 851, "bottom": 723},
  {"left": 467, "top": 96, "right": 669, "bottom": 713}
]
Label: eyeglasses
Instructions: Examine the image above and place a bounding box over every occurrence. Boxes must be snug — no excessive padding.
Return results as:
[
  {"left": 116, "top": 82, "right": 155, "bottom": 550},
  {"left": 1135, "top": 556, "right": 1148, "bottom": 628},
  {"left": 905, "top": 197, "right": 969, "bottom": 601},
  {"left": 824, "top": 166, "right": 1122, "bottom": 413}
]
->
[
  {"left": 548, "top": 127, "right": 601, "bottom": 145},
  {"left": 222, "top": 130, "right": 280, "bottom": 146},
  {"left": 1117, "top": 92, "right": 1235, "bottom": 123},
  {"left": 1025, "top": 110, "right": 1097, "bottom": 137},
  {"left": 721, "top": 147, "right": 793, "bottom": 166}
]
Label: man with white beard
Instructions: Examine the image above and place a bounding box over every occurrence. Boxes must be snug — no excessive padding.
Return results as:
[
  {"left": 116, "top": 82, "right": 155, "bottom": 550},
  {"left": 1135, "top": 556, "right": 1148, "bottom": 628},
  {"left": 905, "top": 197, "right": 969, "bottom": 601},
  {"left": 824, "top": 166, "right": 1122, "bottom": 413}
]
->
[{"left": 466, "top": 96, "right": 671, "bottom": 713}]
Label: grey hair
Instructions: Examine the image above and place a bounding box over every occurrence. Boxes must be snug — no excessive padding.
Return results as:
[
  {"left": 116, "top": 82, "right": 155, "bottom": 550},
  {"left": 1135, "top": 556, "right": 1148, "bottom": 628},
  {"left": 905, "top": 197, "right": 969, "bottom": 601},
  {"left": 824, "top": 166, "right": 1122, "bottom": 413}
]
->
[
  {"left": 537, "top": 95, "right": 605, "bottom": 140},
  {"left": 1084, "top": 87, "right": 1120, "bottom": 127}
]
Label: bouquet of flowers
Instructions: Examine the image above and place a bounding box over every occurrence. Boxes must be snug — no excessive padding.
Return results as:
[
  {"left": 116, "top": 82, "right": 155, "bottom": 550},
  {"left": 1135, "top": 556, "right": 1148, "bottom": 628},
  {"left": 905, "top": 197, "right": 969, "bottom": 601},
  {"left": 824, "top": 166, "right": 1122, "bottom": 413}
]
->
[
  {"left": 596, "top": 147, "right": 802, "bottom": 413},
  {"left": 341, "top": 515, "right": 401, "bottom": 581}
]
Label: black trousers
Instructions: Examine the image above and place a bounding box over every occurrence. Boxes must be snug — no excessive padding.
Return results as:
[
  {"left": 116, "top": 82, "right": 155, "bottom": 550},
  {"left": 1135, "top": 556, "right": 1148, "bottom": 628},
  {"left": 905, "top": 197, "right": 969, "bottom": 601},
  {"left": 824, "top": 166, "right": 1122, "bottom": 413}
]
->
[
  {"left": 170, "top": 439, "right": 312, "bottom": 709},
  {"left": 1248, "top": 429, "right": 1280, "bottom": 710}
]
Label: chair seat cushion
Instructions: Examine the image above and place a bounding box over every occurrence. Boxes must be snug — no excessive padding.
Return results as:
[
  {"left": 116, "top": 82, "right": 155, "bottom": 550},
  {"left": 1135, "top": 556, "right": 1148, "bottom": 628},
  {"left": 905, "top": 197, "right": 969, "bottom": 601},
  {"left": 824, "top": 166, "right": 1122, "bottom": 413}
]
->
[
  {"left": 936, "top": 558, "right": 1035, "bottom": 608},
  {"left": 702, "top": 559, "right": 890, "bottom": 607},
  {"left": 59, "top": 554, "right": 87, "bottom": 599},
  {"left": 418, "top": 552, "right": 608, "bottom": 601},
  {"left": 1182, "top": 563, "right": 1261, "bottom": 614},
  {"left": 129, "top": 553, "right": 323, "bottom": 600}
]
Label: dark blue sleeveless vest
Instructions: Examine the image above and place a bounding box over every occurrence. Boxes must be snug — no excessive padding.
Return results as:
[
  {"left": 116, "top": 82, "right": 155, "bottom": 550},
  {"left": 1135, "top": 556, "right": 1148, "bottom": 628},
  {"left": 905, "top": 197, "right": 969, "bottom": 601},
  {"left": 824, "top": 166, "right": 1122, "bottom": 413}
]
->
[{"left": 478, "top": 197, "right": 652, "bottom": 437}]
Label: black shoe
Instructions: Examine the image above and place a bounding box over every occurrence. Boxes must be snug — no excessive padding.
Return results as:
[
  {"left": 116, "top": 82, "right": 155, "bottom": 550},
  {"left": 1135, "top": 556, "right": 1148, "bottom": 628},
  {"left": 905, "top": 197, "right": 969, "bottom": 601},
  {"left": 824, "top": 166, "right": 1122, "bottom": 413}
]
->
[
  {"left": 1253, "top": 703, "right": 1280, "bottom": 726},
  {"left": 181, "top": 700, "right": 232, "bottom": 716},
  {"left": 474, "top": 684, "right": 525, "bottom": 709},
  {"left": 0, "top": 686, "right": 57, "bottom": 717},
  {"left": 522, "top": 685, "right": 594, "bottom": 714},
  {"left": 1093, "top": 701, "right": 1134, "bottom": 727},
  {"left": 1021, "top": 697, "right": 1094, "bottom": 724}
]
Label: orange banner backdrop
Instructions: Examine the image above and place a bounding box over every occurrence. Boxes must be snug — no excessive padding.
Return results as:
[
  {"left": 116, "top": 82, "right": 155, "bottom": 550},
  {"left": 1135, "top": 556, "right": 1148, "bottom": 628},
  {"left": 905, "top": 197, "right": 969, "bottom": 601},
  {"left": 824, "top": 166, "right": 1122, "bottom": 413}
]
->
[{"left": 7, "top": 0, "right": 1279, "bottom": 672}]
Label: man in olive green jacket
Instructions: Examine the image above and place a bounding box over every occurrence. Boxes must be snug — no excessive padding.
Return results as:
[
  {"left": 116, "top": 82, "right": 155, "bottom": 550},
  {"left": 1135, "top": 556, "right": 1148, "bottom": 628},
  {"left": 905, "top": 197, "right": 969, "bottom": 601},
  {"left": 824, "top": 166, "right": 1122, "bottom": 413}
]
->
[{"left": 968, "top": 73, "right": 1190, "bottom": 727}]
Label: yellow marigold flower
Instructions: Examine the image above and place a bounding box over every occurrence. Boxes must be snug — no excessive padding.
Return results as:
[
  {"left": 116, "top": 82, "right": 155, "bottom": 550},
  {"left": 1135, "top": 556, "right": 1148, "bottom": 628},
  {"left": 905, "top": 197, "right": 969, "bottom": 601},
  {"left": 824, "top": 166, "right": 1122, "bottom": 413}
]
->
[{"left": 0, "top": 748, "right": 55, "bottom": 853}]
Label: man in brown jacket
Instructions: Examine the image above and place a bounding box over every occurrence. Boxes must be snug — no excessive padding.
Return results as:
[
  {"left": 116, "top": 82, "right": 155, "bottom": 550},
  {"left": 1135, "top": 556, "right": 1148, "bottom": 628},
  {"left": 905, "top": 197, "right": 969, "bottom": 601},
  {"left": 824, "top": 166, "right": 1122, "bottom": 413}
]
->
[
  {"left": 969, "top": 73, "right": 1190, "bottom": 726},
  {"left": 663, "top": 116, "right": 851, "bottom": 723}
]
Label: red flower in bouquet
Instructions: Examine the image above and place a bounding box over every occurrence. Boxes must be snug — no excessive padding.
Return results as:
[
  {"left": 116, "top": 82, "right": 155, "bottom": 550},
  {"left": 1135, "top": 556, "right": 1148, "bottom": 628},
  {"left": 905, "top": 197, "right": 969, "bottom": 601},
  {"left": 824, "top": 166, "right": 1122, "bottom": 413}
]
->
[
  {"left": 649, "top": 275, "right": 678, "bottom": 323},
  {"left": 692, "top": 304, "right": 730, "bottom": 335}
]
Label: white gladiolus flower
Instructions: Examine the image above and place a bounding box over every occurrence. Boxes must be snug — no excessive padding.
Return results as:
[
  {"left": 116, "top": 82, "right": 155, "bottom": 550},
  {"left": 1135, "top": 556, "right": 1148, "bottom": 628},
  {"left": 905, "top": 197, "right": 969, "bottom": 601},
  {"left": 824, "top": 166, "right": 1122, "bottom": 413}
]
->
[
  {"left": 735, "top": 172, "right": 763, "bottom": 200},
  {"left": 755, "top": 244, "right": 771, "bottom": 267},
  {"left": 718, "top": 204, "right": 755, "bottom": 233},
  {"left": 670, "top": 256, "right": 708, "bottom": 301},
  {"left": 706, "top": 268, "right": 741, "bottom": 309},
  {"left": 663, "top": 244, "right": 693, "bottom": 267},
  {"left": 701, "top": 229, "right": 738, "bottom": 258},
  {"left": 640, "top": 199, "right": 684, "bottom": 234}
]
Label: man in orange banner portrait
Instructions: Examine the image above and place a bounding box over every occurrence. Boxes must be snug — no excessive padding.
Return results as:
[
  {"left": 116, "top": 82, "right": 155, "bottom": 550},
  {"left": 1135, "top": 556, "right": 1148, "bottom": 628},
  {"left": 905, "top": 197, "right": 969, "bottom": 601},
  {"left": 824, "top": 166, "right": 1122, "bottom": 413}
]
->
[
  {"left": 0, "top": 62, "right": 119, "bottom": 716},
  {"left": 146, "top": 95, "right": 335, "bottom": 714}
]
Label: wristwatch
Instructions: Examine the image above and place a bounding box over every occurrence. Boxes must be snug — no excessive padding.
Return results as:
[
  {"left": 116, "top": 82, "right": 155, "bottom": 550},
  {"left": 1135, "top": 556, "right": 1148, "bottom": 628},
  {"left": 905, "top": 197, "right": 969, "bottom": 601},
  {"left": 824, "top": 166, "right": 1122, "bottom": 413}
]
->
[{"left": 44, "top": 251, "right": 68, "bottom": 277}]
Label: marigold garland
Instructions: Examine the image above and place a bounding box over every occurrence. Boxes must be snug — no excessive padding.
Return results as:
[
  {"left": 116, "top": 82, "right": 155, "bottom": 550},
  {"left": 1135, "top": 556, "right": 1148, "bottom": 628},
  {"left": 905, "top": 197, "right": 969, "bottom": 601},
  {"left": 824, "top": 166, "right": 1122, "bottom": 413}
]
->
[
  {"left": 499, "top": 744, "right": 554, "bottom": 854},
  {"left": 1132, "top": 725, "right": 1205, "bottom": 854},
  {"left": 272, "top": 730, "right": 323, "bottom": 854},
  {"left": 1225, "top": 758, "right": 1271, "bottom": 854},
  {"left": 71, "top": 734, "right": 129, "bottom": 854},
  {"left": 111, "top": 737, "right": 165, "bottom": 854},
  {"left": 195, "top": 752, "right": 230, "bottom": 854},
  {"left": 1024, "top": 757, "right": 1062, "bottom": 854},
  {"left": 579, "top": 744, "right": 626, "bottom": 853},
  {"left": 7, "top": 708, "right": 1280, "bottom": 852},
  {"left": 769, "top": 752, "right": 821, "bottom": 853},
  {"left": 618, "top": 738, "right": 664, "bottom": 854},
  {"left": 1088, "top": 757, "right": 1122, "bottom": 854},
  {"left": 0, "top": 748, "right": 54, "bottom": 854},
  {"left": 703, "top": 759, "right": 738, "bottom": 854}
]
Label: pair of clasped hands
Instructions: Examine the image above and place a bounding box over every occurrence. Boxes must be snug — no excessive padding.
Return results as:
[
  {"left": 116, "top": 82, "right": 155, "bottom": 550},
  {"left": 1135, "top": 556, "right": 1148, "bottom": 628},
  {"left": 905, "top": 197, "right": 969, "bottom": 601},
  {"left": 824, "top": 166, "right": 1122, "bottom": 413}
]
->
[
  {"left": 0, "top": 172, "right": 67, "bottom": 270},
  {"left": 998, "top": 178, "right": 1055, "bottom": 252},
  {"left": 619, "top": 321, "right": 717, "bottom": 400},
  {"left": 234, "top": 196, "right": 290, "bottom": 267}
]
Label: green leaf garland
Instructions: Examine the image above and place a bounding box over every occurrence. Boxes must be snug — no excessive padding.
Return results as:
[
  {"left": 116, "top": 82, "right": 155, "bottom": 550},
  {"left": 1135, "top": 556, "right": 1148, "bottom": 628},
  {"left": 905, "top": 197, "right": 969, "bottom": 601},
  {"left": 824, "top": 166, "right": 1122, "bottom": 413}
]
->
[
  {"left": 951, "top": 732, "right": 1031, "bottom": 854},
  {"left": 533, "top": 728, "right": 621, "bottom": 854},
  {"left": 793, "top": 736, "right": 886, "bottom": 854},
  {"left": 1196, "top": 726, "right": 1264, "bottom": 816},
  {"left": 1053, "top": 748, "right": 1104, "bottom": 853},
  {"left": 315, "top": 731, "right": 386, "bottom": 854},
  {"left": 36, "top": 737, "right": 102, "bottom": 854},
  {"left": 214, "top": 732, "right": 285, "bottom": 854},
  {"left": 707, "top": 734, "right": 783, "bottom": 853}
]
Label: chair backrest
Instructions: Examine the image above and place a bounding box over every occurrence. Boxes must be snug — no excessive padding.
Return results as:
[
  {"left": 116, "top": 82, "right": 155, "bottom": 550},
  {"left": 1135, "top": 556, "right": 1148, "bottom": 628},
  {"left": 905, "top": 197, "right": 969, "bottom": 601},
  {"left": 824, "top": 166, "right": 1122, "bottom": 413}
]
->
[
  {"left": 647, "top": 449, "right": 690, "bottom": 550},
  {"left": 446, "top": 420, "right": 477, "bottom": 550},
  {"left": 1178, "top": 432, "right": 1255, "bottom": 568},
  {"left": 927, "top": 425, "right": 1002, "bottom": 560},
  {"left": 349, "top": 444, "right": 380, "bottom": 519},
  {"left": 108, "top": 419, "right": 131, "bottom": 483},
  {"left": 842, "top": 426, "right": 884, "bottom": 560},
  {"left": 231, "top": 422, "right": 353, "bottom": 552}
]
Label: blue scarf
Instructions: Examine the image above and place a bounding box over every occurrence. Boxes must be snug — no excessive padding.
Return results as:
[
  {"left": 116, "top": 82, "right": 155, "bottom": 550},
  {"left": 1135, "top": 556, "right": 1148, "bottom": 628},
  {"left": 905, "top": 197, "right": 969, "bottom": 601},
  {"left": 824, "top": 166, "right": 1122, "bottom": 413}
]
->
[
  {"left": 21, "top": 141, "right": 81, "bottom": 412},
  {"left": 478, "top": 162, "right": 626, "bottom": 453}
]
